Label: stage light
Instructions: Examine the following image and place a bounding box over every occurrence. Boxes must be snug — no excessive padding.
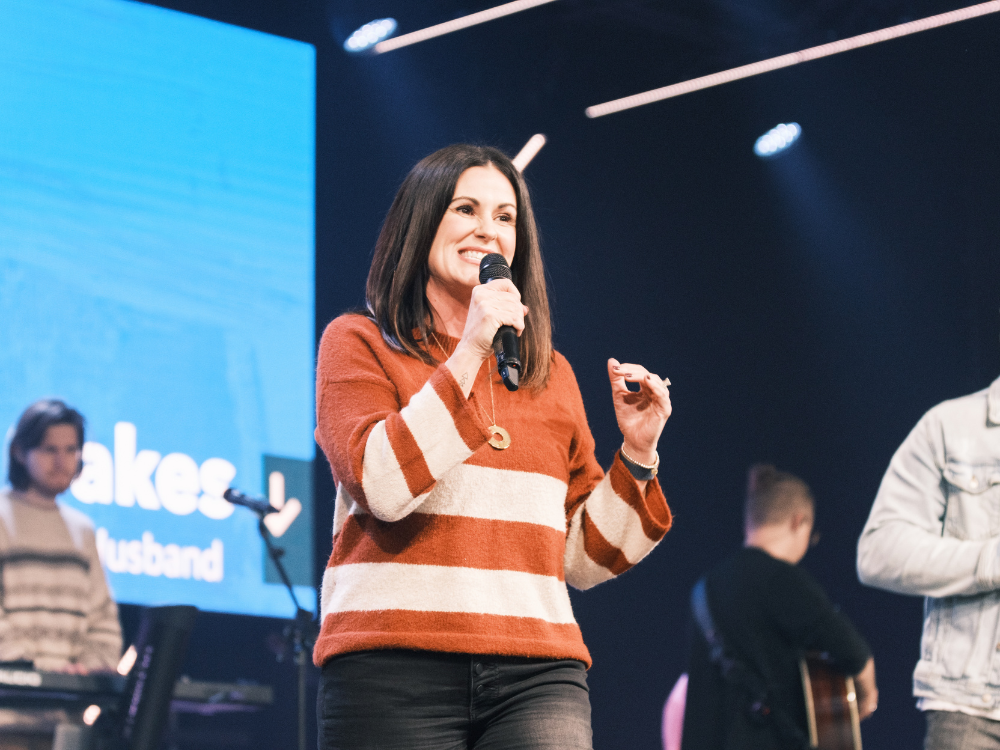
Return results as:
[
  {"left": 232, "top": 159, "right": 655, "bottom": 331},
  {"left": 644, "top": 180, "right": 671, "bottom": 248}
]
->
[
  {"left": 117, "top": 644, "right": 137, "bottom": 676},
  {"left": 754, "top": 123, "right": 801, "bottom": 158},
  {"left": 373, "top": 0, "right": 558, "bottom": 54},
  {"left": 344, "top": 18, "right": 397, "bottom": 53},
  {"left": 512, "top": 134, "right": 546, "bottom": 171},
  {"left": 585, "top": 0, "right": 1000, "bottom": 117},
  {"left": 83, "top": 705, "right": 102, "bottom": 726}
]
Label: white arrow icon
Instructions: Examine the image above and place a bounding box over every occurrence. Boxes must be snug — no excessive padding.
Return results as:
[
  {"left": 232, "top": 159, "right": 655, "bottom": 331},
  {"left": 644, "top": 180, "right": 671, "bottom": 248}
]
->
[{"left": 263, "top": 471, "right": 301, "bottom": 538}]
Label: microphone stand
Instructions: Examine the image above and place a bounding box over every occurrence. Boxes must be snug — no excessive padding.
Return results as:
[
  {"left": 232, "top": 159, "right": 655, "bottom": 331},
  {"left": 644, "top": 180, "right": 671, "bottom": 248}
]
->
[{"left": 253, "top": 513, "right": 316, "bottom": 750}]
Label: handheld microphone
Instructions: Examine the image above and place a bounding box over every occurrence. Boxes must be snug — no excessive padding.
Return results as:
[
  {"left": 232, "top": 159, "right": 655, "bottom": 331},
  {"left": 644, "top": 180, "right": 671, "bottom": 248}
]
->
[
  {"left": 478, "top": 253, "right": 522, "bottom": 391},
  {"left": 223, "top": 488, "right": 277, "bottom": 516}
]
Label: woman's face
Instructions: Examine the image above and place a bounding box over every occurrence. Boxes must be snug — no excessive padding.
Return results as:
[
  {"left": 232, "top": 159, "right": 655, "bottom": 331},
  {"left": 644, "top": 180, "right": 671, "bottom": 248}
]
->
[{"left": 426, "top": 165, "right": 517, "bottom": 304}]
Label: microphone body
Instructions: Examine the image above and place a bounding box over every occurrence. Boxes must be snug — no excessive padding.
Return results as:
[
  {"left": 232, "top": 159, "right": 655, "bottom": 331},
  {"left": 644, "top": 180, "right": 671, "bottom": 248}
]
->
[
  {"left": 223, "top": 488, "right": 277, "bottom": 515},
  {"left": 478, "top": 253, "right": 521, "bottom": 391}
]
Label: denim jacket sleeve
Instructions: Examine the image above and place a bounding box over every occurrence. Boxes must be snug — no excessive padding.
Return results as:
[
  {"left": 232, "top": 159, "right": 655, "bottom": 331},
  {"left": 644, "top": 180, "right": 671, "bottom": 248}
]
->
[{"left": 857, "top": 401, "right": 1000, "bottom": 598}]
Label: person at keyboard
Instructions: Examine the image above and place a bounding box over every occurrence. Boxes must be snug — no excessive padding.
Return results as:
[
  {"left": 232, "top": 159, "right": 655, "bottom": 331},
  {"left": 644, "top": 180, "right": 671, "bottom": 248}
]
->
[{"left": 1, "top": 399, "right": 122, "bottom": 673}]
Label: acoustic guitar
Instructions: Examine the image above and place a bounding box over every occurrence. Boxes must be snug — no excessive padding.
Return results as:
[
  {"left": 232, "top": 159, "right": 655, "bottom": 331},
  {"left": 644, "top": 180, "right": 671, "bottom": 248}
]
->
[{"left": 799, "top": 654, "right": 863, "bottom": 750}]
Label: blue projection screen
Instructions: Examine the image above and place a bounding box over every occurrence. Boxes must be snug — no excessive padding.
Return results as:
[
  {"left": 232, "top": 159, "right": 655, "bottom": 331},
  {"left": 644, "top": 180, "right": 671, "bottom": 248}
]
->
[{"left": 0, "top": 0, "right": 316, "bottom": 618}]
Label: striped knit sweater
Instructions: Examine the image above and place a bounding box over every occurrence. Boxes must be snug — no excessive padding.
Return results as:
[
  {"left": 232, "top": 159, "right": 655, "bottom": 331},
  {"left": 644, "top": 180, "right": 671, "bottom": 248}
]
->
[
  {"left": 313, "top": 314, "right": 672, "bottom": 668},
  {"left": 0, "top": 491, "right": 122, "bottom": 671}
]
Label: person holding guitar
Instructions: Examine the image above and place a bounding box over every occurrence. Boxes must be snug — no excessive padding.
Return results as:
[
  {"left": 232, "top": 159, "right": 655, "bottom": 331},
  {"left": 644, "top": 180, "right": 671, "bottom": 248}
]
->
[{"left": 680, "top": 465, "right": 878, "bottom": 750}]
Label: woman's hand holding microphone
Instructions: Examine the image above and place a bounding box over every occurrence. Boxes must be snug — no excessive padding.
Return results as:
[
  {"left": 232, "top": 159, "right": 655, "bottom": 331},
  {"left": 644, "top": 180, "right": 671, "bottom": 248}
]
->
[{"left": 445, "top": 278, "right": 527, "bottom": 398}]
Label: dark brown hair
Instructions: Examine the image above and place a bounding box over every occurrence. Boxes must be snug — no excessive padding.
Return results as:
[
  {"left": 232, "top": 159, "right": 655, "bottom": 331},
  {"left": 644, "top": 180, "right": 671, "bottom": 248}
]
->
[
  {"left": 8, "top": 399, "right": 85, "bottom": 491},
  {"left": 744, "top": 464, "right": 814, "bottom": 531},
  {"left": 365, "top": 144, "right": 552, "bottom": 389}
]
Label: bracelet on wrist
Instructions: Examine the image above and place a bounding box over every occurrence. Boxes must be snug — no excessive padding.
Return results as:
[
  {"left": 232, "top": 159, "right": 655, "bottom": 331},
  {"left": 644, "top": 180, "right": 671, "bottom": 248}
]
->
[{"left": 620, "top": 443, "right": 659, "bottom": 481}]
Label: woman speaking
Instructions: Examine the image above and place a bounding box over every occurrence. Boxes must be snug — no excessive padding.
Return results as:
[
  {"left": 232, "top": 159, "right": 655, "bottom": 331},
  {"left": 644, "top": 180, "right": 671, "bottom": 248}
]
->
[{"left": 314, "top": 144, "right": 673, "bottom": 749}]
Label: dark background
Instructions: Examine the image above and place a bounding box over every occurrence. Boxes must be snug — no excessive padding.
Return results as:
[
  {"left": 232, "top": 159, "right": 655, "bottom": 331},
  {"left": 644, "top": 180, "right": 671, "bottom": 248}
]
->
[{"left": 124, "top": 0, "right": 1000, "bottom": 747}]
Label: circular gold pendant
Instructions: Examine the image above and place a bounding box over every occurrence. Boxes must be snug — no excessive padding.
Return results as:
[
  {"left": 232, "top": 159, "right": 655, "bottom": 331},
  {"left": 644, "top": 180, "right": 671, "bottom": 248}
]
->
[{"left": 487, "top": 425, "right": 511, "bottom": 450}]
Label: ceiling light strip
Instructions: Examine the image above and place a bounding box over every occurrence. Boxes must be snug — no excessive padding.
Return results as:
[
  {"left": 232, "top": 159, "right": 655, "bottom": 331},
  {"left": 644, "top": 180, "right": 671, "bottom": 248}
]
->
[
  {"left": 512, "top": 134, "right": 547, "bottom": 171},
  {"left": 585, "top": 0, "right": 1000, "bottom": 118},
  {"left": 374, "top": 0, "right": 559, "bottom": 54}
]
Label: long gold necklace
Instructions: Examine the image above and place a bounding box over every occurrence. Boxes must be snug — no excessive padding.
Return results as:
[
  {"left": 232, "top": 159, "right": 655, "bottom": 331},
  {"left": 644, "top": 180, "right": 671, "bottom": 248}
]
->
[{"left": 430, "top": 332, "right": 511, "bottom": 450}]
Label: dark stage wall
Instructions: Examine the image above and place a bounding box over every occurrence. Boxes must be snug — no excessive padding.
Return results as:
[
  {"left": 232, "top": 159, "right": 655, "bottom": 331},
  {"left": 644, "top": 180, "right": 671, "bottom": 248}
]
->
[{"left": 136, "top": 1, "right": 1000, "bottom": 747}]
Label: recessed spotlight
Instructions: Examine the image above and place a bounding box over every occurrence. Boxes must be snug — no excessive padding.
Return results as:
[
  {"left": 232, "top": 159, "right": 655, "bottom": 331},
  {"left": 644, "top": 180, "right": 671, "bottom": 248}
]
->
[
  {"left": 344, "top": 18, "right": 397, "bottom": 53},
  {"left": 754, "top": 122, "right": 801, "bottom": 158}
]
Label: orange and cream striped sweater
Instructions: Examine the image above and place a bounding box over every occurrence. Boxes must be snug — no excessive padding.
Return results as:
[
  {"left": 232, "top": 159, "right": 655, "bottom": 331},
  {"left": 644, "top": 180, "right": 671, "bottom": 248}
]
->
[{"left": 313, "top": 314, "right": 672, "bottom": 668}]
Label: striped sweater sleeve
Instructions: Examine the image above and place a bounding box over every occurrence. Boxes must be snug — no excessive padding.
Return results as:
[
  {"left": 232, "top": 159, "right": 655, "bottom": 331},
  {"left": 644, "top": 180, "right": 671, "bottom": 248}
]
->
[
  {"left": 559, "top": 361, "right": 672, "bottom": 590},
  {"left": 79, "top": 526, "right": 123, "bottom": 671},
  {"left": 316, "top": 317, "right": 492, "bottom": 522}
]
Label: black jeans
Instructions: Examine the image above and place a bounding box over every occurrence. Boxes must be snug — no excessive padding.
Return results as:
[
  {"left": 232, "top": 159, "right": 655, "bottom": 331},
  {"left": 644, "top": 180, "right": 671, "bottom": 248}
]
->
[{"left": 317, "top": 650, "right": 593, "bottom": 750}]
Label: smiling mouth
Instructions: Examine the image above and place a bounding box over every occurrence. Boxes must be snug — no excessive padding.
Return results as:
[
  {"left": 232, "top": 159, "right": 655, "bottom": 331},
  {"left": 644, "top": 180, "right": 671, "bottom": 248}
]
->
[{"left": 460, "top": 249, "right": 490, "bottom": 263}]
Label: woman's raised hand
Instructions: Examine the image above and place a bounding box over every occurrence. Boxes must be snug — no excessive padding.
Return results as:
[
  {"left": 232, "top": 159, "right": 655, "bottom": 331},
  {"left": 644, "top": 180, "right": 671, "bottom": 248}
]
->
[{"left": 607, "top": 358, "right": 672, "bottom": 465}]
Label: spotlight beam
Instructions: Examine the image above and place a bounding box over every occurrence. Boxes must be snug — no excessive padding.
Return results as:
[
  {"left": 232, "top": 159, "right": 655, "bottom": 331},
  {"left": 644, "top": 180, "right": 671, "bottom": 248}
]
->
[
  {"left": 585, "top": 0, "right": 1000, "bottom": 118},
  {"left": 373, "top": 0, "right": 559, "bottom": 54}
]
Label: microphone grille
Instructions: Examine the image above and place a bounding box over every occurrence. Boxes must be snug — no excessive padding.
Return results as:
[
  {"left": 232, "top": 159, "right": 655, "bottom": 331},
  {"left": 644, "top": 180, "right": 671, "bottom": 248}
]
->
[{"left": 479, "top": 253, "right": 511, "bottom": 284}]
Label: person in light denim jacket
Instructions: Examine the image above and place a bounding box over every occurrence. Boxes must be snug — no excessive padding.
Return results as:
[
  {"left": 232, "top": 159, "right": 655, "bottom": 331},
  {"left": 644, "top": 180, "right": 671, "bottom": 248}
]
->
[{"left": 858, "top": 375, "right": 1000, "bottom": 750}]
